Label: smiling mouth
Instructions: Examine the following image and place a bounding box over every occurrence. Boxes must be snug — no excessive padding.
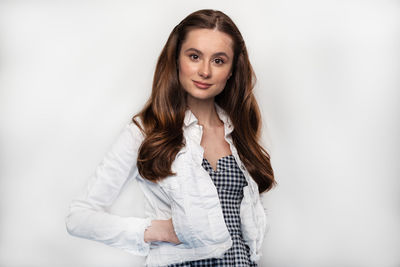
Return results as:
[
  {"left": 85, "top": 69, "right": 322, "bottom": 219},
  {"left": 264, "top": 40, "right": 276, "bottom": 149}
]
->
[{"left": 193, "top": 80, "right": 212, "bottom": 89}]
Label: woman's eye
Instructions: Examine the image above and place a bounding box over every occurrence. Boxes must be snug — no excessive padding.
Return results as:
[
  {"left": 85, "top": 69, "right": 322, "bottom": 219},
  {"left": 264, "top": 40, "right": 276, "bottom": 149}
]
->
[
  {"left": 189, "top": 54, "right": 199, "bottom": 60},
  {"left": 214, "top": 58, "right": 224, "bottom": 64}
]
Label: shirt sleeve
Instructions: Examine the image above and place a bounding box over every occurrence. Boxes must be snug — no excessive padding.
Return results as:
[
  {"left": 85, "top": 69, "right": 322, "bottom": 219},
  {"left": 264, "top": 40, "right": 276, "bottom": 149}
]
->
[
  {"left": 65, "top": 121, "right": 153, "bottom": 256},
  {"left": 255, "top": 193, "right": 269, "bottom": 260}
]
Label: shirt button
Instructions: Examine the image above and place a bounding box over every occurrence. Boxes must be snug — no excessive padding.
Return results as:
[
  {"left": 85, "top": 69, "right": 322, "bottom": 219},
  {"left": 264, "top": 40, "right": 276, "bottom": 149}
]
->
[{"left": 241, "top": 163, "right": 245, "bottom": 170}]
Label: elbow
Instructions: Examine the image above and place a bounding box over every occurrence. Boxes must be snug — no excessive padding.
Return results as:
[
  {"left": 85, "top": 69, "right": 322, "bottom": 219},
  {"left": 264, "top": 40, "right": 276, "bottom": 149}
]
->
[
  {"left": 64, "top": 205, "right": 97, "bottom": 239},
  {"left": 65, "top": 211, "right": 77, "bottom": 237},
  {"left": 65, "top": 208, "right": 85, "bottom": 237},
  {"left": 65, "top": 200, "right": 95, "bottom": 237}
]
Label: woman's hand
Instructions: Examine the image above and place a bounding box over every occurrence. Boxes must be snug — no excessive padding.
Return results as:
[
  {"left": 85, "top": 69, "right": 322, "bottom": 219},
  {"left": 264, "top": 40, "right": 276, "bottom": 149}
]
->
[{"left": 144, "top": 218, "right": 181, "bottom": 244}]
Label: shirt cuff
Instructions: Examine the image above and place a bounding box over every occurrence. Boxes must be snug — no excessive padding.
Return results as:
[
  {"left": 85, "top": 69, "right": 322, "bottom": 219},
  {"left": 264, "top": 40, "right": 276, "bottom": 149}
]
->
[{"left": 122, "top": 217, "right": 153, "bottom": 256}]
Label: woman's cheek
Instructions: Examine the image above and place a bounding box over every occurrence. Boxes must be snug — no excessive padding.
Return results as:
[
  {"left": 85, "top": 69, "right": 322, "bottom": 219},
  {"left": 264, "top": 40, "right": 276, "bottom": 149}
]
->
[{"left": 185, "top": 62, "right": 198, "bottom": 74}]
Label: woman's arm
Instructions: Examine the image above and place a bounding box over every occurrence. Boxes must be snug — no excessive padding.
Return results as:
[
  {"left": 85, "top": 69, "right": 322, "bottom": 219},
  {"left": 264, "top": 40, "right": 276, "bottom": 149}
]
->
[{"left": 64, "top": 122, "right": 177, "bottom": 256}]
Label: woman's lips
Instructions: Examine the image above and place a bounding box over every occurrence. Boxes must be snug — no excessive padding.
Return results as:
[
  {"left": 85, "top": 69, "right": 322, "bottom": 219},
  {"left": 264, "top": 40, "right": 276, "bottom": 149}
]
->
[{"left": 193, "top": 80, "right": 212, "bottom": 89}]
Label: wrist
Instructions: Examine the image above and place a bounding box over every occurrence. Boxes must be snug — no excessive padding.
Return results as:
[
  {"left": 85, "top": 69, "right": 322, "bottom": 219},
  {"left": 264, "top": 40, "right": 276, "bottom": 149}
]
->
[{"left": 143, "top": 220, "right": 155, "bottom": 243}]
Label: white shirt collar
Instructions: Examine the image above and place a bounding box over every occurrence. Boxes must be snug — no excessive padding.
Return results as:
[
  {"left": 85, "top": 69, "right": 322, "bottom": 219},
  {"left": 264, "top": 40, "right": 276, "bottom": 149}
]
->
[{"left": 183, "top": 102, "right": 234, "bottom": 135}]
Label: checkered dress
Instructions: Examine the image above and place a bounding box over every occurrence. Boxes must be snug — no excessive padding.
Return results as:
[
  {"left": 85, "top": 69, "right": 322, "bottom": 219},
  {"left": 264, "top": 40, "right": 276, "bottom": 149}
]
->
[{"left": 165, "top": 154, "right": 257, "bottom": 267}]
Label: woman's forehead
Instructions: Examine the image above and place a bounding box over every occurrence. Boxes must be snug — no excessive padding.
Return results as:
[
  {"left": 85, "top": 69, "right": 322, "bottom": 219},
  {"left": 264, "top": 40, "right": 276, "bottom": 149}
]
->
[{"left": 181, "top": 28, "right": 234, "bottom": 55}]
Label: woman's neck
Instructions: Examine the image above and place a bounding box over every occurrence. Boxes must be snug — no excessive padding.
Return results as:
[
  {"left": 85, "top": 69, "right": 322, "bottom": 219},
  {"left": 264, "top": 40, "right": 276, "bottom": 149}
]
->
[{"left": 186, "top": 98, "right": 223, "bottom": 128}]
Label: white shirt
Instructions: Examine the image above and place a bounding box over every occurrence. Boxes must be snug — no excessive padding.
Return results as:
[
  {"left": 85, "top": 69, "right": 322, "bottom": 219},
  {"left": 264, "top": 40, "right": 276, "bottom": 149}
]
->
[{"left": 65, "top": 102, "right": 268, "bottom": 266}]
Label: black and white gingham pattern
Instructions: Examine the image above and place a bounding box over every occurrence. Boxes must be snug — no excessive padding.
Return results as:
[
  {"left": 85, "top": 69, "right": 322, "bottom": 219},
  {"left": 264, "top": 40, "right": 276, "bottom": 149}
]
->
[{"left": 165, "top": 154, "right": 257, "bottom": 267}]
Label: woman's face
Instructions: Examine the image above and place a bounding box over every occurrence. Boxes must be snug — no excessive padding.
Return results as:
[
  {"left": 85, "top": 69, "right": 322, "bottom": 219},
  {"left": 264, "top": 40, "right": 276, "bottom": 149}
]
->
[{"left": 177, "top": 28, "right": 234, "bottom": 103}]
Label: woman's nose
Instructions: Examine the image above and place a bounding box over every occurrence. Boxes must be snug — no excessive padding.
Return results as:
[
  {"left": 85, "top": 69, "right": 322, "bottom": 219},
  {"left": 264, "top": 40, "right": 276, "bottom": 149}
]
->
[{"left": 198, "top": 61, "right": 211, "bottom": 78}]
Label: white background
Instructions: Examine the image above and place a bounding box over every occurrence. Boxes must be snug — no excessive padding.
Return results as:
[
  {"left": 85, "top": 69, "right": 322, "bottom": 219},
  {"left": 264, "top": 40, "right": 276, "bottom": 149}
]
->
[{"left": 0, "top": 1, "right": 399, "bottom": 266}]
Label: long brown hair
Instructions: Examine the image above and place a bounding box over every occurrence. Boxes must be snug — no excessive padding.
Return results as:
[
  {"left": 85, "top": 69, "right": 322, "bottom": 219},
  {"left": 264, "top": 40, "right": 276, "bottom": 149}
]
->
[{"left": 131, "top": 9, "right": 275, "bottom": 193}]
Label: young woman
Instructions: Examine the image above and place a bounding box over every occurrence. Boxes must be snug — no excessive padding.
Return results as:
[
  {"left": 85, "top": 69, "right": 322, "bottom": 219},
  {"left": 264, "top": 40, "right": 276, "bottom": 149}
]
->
[{"left": 65, "top": 9, "right": 275, "bottom": 267}]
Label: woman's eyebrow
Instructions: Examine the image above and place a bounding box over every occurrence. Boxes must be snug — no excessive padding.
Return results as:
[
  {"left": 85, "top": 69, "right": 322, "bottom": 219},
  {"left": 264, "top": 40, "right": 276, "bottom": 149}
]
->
[{"left": 184, "top": 48, "right": 230, "bottom": 59}]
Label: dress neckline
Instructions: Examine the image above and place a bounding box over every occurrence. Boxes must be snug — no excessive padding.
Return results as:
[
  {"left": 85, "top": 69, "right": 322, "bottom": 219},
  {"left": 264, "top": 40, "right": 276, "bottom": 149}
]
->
[{"left": 203, "top": 154, "right": 233, "bottom": 173}]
